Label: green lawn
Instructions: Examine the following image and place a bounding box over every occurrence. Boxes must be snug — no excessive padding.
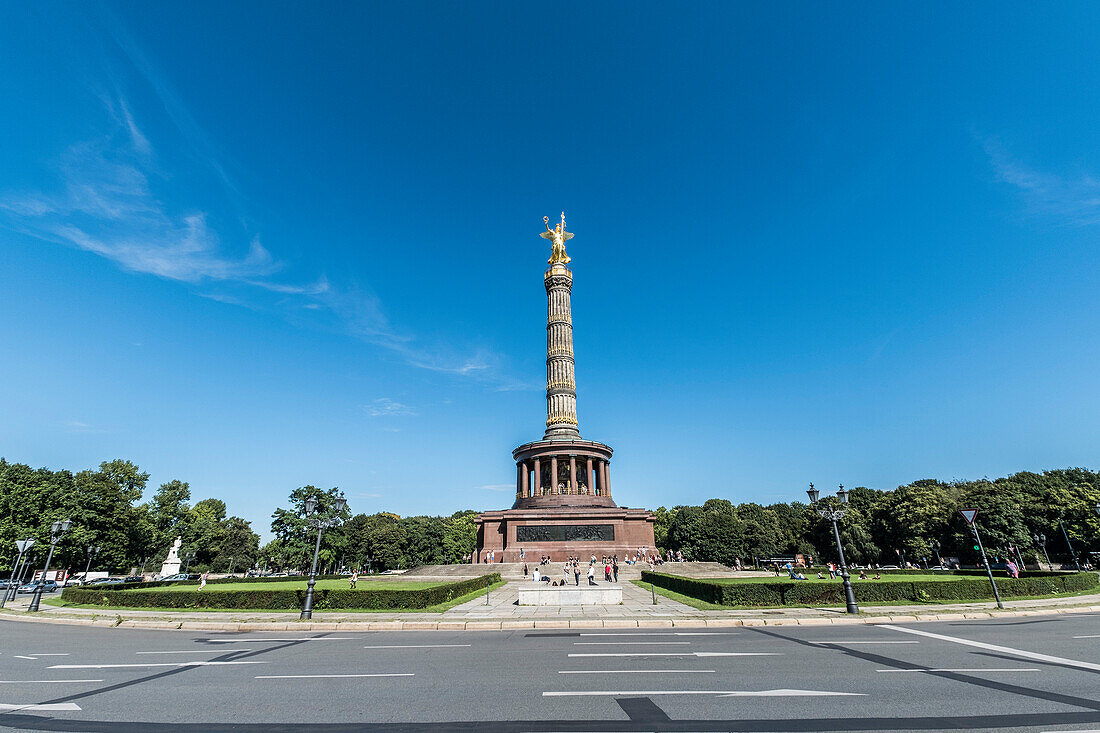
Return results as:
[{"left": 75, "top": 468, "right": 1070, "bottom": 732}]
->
[{"left": 125, "top": 579, "right": 443, "bottom": 592}]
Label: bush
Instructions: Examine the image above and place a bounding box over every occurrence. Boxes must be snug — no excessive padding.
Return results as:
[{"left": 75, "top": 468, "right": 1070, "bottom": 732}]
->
[
  {"left": 640, "top": 571, "right": 1098, "bottom": 607},
  {"left": 61, "top": 574, "right": 501, "bottom": 610}
]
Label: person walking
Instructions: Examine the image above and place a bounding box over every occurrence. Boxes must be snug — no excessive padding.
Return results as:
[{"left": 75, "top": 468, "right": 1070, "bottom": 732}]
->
[
  {"left": 199, "top": 572, "right": 208, "bottom": 591},
  {"left": 612, "top": 558, "right": 619, "bottom": 583},
  {"left": 350, "top": 570, "right": 358, "bottom": 589},
  {"left": 574, "top": 561, "right": 580, "bottom": 586},
  {"left": 587, "top": 563, "right": 596, "bottom": 585}
]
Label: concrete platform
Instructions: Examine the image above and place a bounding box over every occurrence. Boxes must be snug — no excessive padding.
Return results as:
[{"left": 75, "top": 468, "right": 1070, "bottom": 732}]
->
[{"left": 518, "top": 584, "right": 623, "bottom": 605}]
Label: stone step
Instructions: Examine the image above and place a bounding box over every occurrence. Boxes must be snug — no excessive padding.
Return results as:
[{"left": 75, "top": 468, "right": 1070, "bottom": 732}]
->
[{"left": 403, "top": 561, "right": 738, "bottom": 581}]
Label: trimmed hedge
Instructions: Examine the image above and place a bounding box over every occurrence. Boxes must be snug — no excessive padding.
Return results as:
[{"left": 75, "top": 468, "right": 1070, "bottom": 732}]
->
[
  {"left": 61, "top": 574, "right": 501, "bottom": 610},
  {"left": 120, "top": 575, "right": 346, "bottom": 591},
  {"left": 641, "top": 571, "right": 1099, "bottom": 607}
]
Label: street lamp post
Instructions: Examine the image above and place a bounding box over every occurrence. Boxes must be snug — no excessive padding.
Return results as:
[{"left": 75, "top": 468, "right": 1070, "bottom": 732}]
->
[
  {"left": 28, "top": 519, "right": 71, "bottom": 612},
  {"left": 227, "top": 557, "right": 235, "bottom": 575},
  {"left": 1, "top": 539, "right": 35, "bottom": 609},
  {"left": 1034, "top": 534, "right": 1051, "bottom": 571},
  {"left": 82, "top": 545, "right": 100, "bottom": 583},
  {"left": 807, "top": 483, "right": 859, "bottom": 614},
  {"left": 931, "top": 540, "right": 943, "bottom": 569},
  {"left": 1058, "top": 518, "right": 1082, "bottom": 572},
  {"left": 365, "top": 555, "right": 374, "bottom": 574},
  {"left": 182, "top": 551, "right": 196, "bottom": 575},
  {"left": 300, "top": 493, "right": 348, "bottom": 620}
]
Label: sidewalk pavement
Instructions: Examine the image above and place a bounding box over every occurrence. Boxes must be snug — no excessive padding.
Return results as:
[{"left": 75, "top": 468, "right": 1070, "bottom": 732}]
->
[{"left": 3, "top": 581, "right": 1100, "bottom": 632}]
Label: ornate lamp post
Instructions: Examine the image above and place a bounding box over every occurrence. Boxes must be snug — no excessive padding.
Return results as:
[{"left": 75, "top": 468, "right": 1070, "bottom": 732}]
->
[
  {"left": 930, "top": 540, "right": 943, "bottom": 568},
  {"left": 1033, "top": 534, "right": 1051, "bottom": 570},
  {"left": 82, "top": 545, "right": 100, "bottom": 583},
  {"left": 182, "top": 551, "right": 196, "bottom": 575},
  {"left": 1, "top": 539, "right": 35, "bottom": 608},
  {"left": 300, "top": 493, "right": 348, "bottom": 620},
  {"left": 1058, "top": 518, "right": 1082, "bottom": 572},
  {"left": 28, "top": 519, "right": 71, "bottom": 612},
  {"left": 807, "top": 483, "right": 859, "bottom": 614}
]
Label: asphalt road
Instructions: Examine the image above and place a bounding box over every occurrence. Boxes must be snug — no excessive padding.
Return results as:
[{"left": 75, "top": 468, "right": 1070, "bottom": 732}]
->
[{"left": 1, "top": 614, "right": 1099, "bottom": 732}]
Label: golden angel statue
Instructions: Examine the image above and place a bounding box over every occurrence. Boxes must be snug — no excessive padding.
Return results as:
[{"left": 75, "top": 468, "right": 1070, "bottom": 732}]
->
[{"left": 540, "top": 211, "right": 573, "bottom": 265}]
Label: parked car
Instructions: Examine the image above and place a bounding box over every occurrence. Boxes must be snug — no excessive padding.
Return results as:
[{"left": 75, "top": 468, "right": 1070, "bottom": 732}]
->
[
  {"left": 158, "top": 573, "right": 191, "bottom": 582},
  {"left": 86, "top": 577, "right": 126, "bottom": 586},
  {"left": 18, "top": 580, "right": 58, "bottom": 594},
  {"left": 123, "top": 576, "right": 145, "bottom": 583}
]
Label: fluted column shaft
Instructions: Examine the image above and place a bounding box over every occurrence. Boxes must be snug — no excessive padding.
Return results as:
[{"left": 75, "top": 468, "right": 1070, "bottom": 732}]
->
[{"left": 544, "top": 264, "right": 580, "bottom": 439}]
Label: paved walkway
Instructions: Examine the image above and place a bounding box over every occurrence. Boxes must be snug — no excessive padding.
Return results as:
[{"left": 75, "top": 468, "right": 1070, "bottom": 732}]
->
[{"left": 3, "top": 580, "right": 1100, "bottom": 631}]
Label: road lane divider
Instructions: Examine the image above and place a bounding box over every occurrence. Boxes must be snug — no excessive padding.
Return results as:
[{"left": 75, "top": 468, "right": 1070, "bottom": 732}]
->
[
  {"left": 559, "top": 669, "right": 716, "bottom": 674},
  {"left": 806, "top": 640, "right": 918, "bottom": 645},
  {"left": 0, "top": 703, "right": 82, "bottom": 711},
  {"left": 876, "top": 668, "right": 1040, "bottom": 673},
  {"left": 879, "top": 624, "right": 1100, "bottom": 672},
  {"left": 362, "top": 644, "right": 471, "bottom": 649},
  {"left": 0, "top": 680, "right": 103, "bottom": 684},
  {"left": 137, "top": 649, "right": 251, "bottom": 654},
  {"left": 568, "top": 652, "right": 780, "bottom": 658},
  {"left": 543, "top": 689, "right": 862, "bottom": 697},
  {"left": 573, "top": 642, "right": 692, "bottom": 646},
  {"left": 255, "top": 674, "right": 414, "bottom": 679},
  {"left": 49, "top": 661, "right": 268, "bottom": 669}
]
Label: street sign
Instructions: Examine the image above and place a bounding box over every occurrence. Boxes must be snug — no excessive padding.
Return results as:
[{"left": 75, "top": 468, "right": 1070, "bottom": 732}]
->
[
  {"left": 960, "top": 508, "right": 978, "bottom": 525},
  {"left": 15, "top": 539, "right": 34, "bottom": 552}
]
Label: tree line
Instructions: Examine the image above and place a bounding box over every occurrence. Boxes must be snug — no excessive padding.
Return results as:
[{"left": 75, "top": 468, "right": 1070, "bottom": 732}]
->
[
  {"left": 0, "top": 458, "right": 260, "bottom": 574},
  {"left": 3, "top": 458, "right": 1098, "bottom": 574},
  {"left": 655, "top": 469, "right": 1100, "bottom": 567}
]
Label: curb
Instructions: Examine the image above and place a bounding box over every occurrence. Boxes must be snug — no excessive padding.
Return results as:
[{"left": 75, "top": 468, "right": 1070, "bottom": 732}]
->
[{"left": 3, "top": 602, "right": 1100, "bottom": 633}]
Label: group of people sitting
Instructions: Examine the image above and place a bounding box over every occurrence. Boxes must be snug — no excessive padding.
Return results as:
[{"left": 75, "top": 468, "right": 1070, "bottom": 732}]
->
[{"left": 524, "top": 555, "right": 620, "bottom": 586}]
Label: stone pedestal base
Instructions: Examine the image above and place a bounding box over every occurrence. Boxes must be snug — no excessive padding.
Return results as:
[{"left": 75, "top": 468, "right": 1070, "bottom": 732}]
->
[
  {"left": 159, "top": 561, "right": 181, "bottom": 577},
  {"left": 518, "top": 584, "right": 623, "bottom": 605},
  {"left": 475, "top": 506, "right": 656, "bottom": 564}
]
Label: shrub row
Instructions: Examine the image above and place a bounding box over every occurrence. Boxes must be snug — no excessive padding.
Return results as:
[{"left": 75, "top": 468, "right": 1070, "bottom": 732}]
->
[
  {"left": 123, "top": 575, "right": 346, "bottom": 590},
  {"left": 62, "top": 574, "right": 501, "bottom": 610},
  {"left": 641, "top": 571, "right": 1098, "bottom": 607}
]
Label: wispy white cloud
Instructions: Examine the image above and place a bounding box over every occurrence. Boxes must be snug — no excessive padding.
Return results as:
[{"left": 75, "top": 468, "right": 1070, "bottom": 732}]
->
[
  {"left": 1, "top": 85, "right": 517, "bottom": 385},
  {"left": 477, "top": 484, "right": 514, "bottom": 492},
  {"left": 985, "top": 139, "right": 1100, "bottom": 226},
  {"left": 366, "top": 398, "right": 417, "bottom": 417}
]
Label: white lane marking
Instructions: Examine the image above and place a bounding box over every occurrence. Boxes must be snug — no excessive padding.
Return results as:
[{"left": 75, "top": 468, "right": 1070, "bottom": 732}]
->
[
  {"left": 559, "top": 669, "right": 715, "bottom": 674},
  {"left": 256, "top": 673, "right": 414, "bottom": 679},
  {"left": 136, "top": 649, "right": 250, "bottom": 654},
  {"left": 568, "top": 652, "right": 780, "bottom": 658},
  {"left": 1073, "top": 635, "right": 1100, "bottom": 639},
  {"left": 0, "top": 679, "right": 103, "bottom": 684},
  {"left": 543, "top": 689, "right": 862, "bottom": 697},
  {"left": 50, "top": 661, "right": 268, "bottom": 669},
  {"left": 807, "top": 640, "right": 918, "bottom": 645},
  {"left": 876, "top": 668, "right": 1040, "bottom": 673},
  {"left": 573, "top": 642, "right": 692, "bottom": 646},
  {"left": 0, "top": 703, "right": 82, "bottom": 711},
  {"left": 578, "top": 632, "right": 738, "bottom": 636},
  {"left": 27, "top": 654, "right": 69, "bottom": 656},
  {"left": 879, "top": 624, "right": 1100, "bottom": 672},
  {"left": 362, "top": 644, "right": 471, "bottom": 649},
  {"left": 13, "top": 656, "right": 37, "bottom": 660},
  {"left": 210, "top": 637, "right": 353, "bottom": 642}
]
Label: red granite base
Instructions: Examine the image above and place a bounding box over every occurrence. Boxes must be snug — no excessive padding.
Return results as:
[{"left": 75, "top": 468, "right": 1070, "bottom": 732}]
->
[{"left": 474, "top": 506, "right": 656, "bottom": 563}]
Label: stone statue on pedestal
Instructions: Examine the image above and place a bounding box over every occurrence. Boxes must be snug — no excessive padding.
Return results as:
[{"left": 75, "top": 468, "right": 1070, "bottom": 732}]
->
[{"left": 159, "top": 536, "right": 182, "bottom": 577}]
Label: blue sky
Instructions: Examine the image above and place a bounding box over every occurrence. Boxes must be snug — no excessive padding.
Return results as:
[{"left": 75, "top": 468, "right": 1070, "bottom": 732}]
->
[{"left": 2, "top": 4, "right": 1099, "bottom": 539}]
